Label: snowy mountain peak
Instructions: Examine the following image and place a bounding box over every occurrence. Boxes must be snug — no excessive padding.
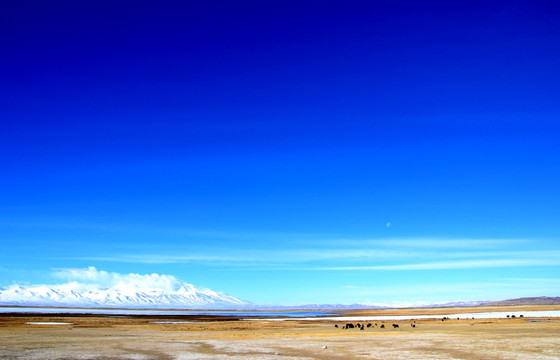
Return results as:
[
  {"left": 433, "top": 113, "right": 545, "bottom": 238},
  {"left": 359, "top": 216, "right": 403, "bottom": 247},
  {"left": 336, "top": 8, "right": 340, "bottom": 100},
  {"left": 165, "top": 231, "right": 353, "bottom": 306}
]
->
[{"left": 0, "top": 282, "right": 248, "bottom": 309}]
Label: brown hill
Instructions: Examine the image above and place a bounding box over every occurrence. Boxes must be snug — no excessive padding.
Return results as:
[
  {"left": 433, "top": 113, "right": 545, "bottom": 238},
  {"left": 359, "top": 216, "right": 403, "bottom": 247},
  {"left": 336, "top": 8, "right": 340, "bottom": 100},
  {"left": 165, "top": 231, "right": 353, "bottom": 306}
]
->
[{"left": 485, "top": 296, "right": 560, "bottom": 306}]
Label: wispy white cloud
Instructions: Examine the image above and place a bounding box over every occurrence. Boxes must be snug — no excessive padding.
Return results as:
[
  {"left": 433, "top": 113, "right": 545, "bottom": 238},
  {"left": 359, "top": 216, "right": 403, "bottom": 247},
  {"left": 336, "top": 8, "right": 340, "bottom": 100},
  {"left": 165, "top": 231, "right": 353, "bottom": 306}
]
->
[
  {"left": 3, "top": 219, "right": 537, "bottom": 250},
  {"left": 85, "top": 254, "right": 250, "bottom": 264},
  {"left": 77, "top": 246, "right": 560, "bottom": 271},
  {"left": 315, "top": 237, "right": 529, "bottom": 249},
  {"left": 502, "top": 277, "right": 560, "bottom": 284},
  {"left": 0, "top": 219, "right": 317, "bottom": 242},
  {"left": 314, "top": 255, "right": 560, "bottom": 271},
  {"left": 79, "top": 248, "right": 417, "bottom": 264}
]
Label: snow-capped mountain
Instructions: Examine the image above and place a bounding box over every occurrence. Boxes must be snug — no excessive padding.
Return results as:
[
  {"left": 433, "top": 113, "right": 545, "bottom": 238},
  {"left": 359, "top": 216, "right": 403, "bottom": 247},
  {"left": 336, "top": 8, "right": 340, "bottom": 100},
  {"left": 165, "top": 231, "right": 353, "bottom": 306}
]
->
[
  {"left": 0, "top": 283, "right": 248, "bottom": 309},
  {"left": 422, "top": 300, "right": 490, "bottom": 307}
]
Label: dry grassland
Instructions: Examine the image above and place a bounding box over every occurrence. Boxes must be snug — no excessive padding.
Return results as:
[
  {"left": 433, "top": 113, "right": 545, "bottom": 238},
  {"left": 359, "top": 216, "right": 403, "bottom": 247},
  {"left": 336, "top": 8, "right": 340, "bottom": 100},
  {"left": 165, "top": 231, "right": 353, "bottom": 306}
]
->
[{"left": 0, "top": 305, "right": 559, "bottom": 359}]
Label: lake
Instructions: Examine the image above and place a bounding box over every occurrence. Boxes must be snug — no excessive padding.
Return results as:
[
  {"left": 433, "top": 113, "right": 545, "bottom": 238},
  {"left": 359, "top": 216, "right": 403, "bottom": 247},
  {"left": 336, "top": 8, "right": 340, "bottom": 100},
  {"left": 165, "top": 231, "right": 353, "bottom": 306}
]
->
[
  {"left": 0, "top": 306, "right": 332, "bottom": 318},
  {"left": 3, "top": 307, "right": 559, "bottom": 320}
]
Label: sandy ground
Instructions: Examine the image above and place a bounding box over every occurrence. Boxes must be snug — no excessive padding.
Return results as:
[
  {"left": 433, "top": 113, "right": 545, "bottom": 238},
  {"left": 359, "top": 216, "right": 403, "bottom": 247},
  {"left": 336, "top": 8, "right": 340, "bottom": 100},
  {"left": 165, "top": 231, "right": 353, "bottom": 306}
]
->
[{"left": 1, "top": 305, "right": 559, "bottom": 359}]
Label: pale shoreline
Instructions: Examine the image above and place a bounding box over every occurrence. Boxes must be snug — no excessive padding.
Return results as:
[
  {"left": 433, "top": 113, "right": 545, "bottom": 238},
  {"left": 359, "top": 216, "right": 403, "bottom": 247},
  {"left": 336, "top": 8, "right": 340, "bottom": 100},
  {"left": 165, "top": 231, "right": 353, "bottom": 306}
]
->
[{"left": 253, "top": 310, "right": 560, "bottom": 321}]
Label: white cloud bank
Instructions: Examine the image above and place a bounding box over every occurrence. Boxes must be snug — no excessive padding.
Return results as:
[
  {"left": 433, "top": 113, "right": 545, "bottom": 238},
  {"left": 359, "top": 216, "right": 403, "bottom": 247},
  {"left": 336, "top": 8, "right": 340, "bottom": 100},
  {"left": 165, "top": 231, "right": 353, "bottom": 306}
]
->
[{"left": 51, "top": 266, "right": 181, "bottom": 292}]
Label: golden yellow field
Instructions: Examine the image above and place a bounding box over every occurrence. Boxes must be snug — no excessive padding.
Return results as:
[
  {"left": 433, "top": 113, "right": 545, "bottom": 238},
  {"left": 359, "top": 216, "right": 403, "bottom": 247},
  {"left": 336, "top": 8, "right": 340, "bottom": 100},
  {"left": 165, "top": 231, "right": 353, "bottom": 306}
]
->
[{"left": 1, "top": 305, "right": 559, "bottom": 359}]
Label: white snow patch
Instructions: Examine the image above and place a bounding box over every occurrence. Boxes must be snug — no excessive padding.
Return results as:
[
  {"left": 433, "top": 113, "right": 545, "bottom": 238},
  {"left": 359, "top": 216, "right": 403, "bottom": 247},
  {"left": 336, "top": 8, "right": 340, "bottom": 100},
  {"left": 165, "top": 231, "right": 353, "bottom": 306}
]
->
[{"left": 245, "top": 310, "right": 560, "bottom": 321}]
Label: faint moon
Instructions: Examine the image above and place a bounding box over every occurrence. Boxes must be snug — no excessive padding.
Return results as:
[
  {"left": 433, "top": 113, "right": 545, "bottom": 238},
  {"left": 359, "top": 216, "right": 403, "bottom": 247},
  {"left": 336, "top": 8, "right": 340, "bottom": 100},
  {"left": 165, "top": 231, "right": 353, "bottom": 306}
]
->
[{"left": 386, "top": 222, "right": 391, "bottom": 227}]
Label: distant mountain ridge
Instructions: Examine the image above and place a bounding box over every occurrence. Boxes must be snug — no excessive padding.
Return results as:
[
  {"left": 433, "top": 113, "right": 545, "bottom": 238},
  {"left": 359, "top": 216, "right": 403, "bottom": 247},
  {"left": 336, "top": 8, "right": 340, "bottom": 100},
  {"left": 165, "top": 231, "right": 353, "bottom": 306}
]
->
[
  {"left": 0, "top": 283, "right": 248, "bottom": 309},
  {"left": 1, "top": 283, "right": 557, "bottom": 310},
  {"left": 253, "top": 300, "right": 489, "bottom": 310},
  {"left": 485, "top": 296, "right": 560, "bottom": 306},
  {"left": 420, "top": 300, "right": 491, "bottom": 308}
]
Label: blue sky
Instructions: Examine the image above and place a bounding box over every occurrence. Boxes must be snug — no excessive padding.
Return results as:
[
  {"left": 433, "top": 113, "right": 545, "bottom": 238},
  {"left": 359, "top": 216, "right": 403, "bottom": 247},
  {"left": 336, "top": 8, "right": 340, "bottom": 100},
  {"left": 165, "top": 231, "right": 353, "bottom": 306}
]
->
[{"left": 1, "top": 1, "right": 559, "bottom": 305}]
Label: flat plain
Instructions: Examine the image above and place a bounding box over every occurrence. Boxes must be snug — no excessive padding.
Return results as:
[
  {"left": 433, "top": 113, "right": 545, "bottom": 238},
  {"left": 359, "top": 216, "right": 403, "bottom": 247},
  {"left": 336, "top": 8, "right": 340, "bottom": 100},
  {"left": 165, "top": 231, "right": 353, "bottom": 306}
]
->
[{"left": 1, "top": 305, "right": 559, "bottom": 360}]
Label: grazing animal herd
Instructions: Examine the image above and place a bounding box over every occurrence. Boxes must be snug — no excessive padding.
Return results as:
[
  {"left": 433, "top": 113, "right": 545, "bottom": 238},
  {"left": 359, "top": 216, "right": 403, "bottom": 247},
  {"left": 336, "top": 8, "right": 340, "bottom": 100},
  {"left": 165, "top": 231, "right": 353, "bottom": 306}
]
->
[
  {"left": 335, "top": 314, "right": 525, "bottom": 330},
  {"left": 337, "top": 322, "right": 410, "bottom": 330}
]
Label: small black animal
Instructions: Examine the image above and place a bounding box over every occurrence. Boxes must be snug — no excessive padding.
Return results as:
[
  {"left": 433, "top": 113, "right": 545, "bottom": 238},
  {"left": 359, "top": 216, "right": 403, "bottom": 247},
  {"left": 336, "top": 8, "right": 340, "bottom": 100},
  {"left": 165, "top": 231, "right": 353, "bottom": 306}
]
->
[
  {"left": 392, "top": 324, "right": 399, "bottom": 328},
  {"left": 380, "top": 324, "right": 385, "bottom": 329},
  {"left": 367, "top": 323, "right": 372, "bottom": 328}
]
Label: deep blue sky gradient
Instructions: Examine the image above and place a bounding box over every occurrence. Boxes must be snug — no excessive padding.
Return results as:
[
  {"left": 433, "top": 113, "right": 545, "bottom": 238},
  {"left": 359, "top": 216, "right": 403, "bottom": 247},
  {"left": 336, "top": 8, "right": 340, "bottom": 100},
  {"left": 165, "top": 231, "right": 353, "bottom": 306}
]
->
[{"left": 1, "top": 1, "right": 559, "bottom": 304}]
